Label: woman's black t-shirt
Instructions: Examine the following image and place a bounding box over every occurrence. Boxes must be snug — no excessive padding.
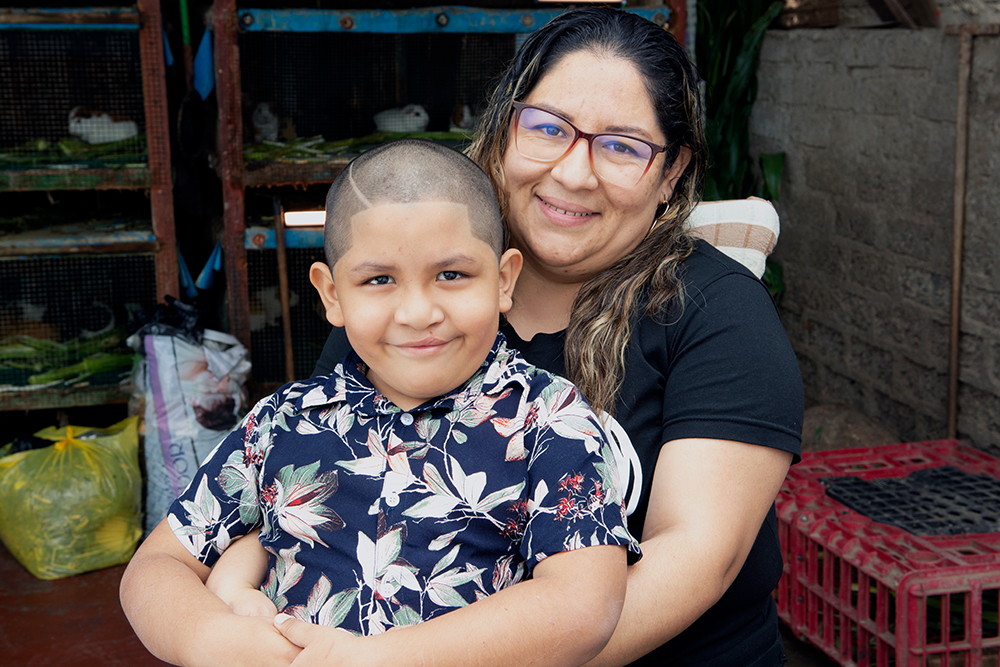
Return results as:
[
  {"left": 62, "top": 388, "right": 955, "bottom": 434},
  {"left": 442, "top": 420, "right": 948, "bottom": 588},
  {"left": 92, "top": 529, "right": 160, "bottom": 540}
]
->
[{"left": 312, "top": 240, "right": 804, "bottom": 666}]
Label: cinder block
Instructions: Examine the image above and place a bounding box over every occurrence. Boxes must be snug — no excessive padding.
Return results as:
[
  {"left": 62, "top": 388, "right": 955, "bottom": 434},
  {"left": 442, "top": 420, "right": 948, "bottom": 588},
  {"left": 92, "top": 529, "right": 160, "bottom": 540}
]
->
[
  {"left": 847, "top": 335, "right": 895, "bottom": 387},
  {"left": 991, "top": 341, "right": 1000, "bottom": 390},
  {"left": 846, "top": 244, "right": 900, "bottom": 296},
  {"left": 854, "top": 162, "right": 908, "bottom": 206},
  {"left": 901, "top": 266, "right": 950, "bottom": 312},
  {"left": 958, "top": 332, "right": 987, "bottom": 389},
  {"left": 963, "top": 284, "right": 1000, "bottom": 331},
  {"left": 836, "top": 202, "right": 884, "bottom": 249},
  {"left": 807, "top": 318, "right": 846, "bottom": 364},
  {"left": 803, "top": 151, "right": 844, "bottom": 194},
  {"left": 916, "top": 71, "right": 959, "bottom": 123},
  {"left": 962, "top": 234, "right": 1000, "bottom": 293},
  {"left": 820, "top": 366, "right": 866, "bottom": 407},
  {"left": 892, "top": 355, "right": 948, "bottom": 409},
  {"left": 885, "top": 217, "right": 951, "bottom": 267},
  {"left": 832, "top": 287, "right": 878, "bottom": 336},
  {"left": 958, "top": 383, "right": 1000, "bottom": 447},
  {"left": 748, "top": 105, "right": 791, "bottom": 143},
  {"left": 873, "top": 389, "right": 919, "bottom": 442},
  {"left": 873, "top": 304, "right": 934, "bottom": 355},
  {"left": 759, "top": 30, "right": 793, "bottom": 65}
]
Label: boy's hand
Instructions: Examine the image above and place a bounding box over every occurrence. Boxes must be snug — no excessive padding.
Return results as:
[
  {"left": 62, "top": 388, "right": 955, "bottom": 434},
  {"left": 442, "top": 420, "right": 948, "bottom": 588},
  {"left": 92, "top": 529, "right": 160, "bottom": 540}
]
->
[{"left": 274, "top": 614, "right": 365, "bottom": 666}]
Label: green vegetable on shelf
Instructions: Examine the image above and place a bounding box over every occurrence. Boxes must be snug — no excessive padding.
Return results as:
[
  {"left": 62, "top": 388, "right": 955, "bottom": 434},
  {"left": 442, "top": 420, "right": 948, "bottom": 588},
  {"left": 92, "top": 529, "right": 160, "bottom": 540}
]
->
[
  {"left": 0, "top": 328, "right": 131, "bottom": 381},
  {"left": 27, "top": 353, "right": 134, "bottom": 386},
  {"left": 0, "top": 134, "right": 147, "bottom": 167},
  {"left": 243, "top": 131, "right": 471, "bottom": 163}
]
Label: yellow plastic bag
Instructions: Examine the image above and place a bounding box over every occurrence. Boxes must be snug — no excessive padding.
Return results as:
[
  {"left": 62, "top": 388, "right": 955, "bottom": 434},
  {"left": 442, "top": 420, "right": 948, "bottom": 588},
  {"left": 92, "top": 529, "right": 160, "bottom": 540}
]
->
[{"left": 0, "top": 417, "right": 142, "bottom": 579}]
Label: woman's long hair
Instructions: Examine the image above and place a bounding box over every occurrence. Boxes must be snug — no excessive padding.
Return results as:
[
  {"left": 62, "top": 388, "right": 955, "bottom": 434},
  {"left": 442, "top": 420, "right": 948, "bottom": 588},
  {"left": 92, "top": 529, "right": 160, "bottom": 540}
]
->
[{"left": 468, "top": 8, "right": 707, "bottom": 417}]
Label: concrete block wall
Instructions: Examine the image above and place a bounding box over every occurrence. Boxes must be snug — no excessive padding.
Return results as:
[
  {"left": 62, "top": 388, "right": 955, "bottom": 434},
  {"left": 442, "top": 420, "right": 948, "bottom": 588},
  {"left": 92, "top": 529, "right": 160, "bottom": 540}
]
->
[{"left": 750, "top": 28, "right": 1000, "bottom": 452}]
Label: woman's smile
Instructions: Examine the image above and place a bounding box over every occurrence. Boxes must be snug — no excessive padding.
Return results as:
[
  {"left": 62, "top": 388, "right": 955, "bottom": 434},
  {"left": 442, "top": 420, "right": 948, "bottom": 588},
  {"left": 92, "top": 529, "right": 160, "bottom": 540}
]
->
[{"left": 536, "top": 195, "right": 597, "bottom": 225}]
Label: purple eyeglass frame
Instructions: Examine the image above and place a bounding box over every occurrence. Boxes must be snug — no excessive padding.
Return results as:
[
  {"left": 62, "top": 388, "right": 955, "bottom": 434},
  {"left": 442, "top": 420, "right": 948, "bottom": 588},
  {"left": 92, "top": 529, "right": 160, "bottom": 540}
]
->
[{"left": 510, "top": 101, "right": 667, "bottom": 186}]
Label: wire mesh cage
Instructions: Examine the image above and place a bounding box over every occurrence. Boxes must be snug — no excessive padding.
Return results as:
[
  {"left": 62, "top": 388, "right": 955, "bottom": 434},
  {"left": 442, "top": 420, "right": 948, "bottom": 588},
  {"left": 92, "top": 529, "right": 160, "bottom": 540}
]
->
[
  {"left": 0, "top": 253, "right": 156, "bottom": 404},
  {"left": 0, "top": 27, "right": 148, "bottom": 169},
  {"left": 247, "top": 245, "right": 331, "bottom": 383},
  {"left": 237, "top": 30, "right": 515, "bottom": 166}
]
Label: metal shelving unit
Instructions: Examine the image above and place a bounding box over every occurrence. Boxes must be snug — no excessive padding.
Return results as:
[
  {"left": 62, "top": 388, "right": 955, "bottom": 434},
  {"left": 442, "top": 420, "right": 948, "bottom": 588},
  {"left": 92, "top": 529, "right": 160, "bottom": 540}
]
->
[{"left": 0, "top": 2, "right": 177, "bottom": 410}]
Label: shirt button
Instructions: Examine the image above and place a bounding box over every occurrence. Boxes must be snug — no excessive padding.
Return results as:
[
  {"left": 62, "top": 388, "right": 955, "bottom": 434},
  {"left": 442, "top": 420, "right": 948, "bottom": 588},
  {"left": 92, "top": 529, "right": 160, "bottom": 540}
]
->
[
  {"left": 386, "top": 491, "right": 400, "bottom": 507},
  {"left": 399, "top": 413, "right": 414, "bottom": 426}
]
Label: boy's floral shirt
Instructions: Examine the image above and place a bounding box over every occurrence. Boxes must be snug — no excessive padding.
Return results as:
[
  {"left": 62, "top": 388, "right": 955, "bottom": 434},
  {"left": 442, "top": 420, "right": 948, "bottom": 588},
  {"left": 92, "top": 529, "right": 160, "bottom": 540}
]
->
[{"left": 168, "top": 333, "right": 639, "bottom": 635}]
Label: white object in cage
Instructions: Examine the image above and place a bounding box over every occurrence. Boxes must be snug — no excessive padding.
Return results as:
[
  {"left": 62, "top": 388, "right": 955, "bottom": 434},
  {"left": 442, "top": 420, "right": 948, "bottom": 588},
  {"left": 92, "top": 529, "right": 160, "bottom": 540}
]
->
[
  {"left": 374, "top": 104, "right": 430, "bottom": 132},
  {"left": 252, "top": 102, "right": 279, "bottom": 142},
  {"left": 68, "top": 106, "right": 138, "bottom": 144}
]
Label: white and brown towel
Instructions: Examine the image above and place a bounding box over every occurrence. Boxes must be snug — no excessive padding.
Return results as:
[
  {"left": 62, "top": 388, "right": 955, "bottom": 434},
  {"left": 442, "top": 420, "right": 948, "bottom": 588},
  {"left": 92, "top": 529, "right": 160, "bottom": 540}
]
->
[{"left": 685, "top": 199, "right": 780, "bottom": 279}]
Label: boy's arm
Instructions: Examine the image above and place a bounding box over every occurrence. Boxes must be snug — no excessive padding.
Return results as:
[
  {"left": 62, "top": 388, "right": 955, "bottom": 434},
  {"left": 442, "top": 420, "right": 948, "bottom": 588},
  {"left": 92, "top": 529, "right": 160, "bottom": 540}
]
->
[
  {"left": 120, "top": 519, "right": 300, "bottom": 667},
  {"left": 206, "top": 529, "right": 278, "bottom": 618},
  {"left": 274, "top": 543, "right": 627, "bottom": 667}
]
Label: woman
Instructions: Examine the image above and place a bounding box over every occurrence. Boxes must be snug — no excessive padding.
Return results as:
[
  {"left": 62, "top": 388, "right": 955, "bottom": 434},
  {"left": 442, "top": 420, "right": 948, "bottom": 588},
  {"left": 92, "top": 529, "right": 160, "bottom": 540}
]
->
[{"left": 314, "top": 8, "right": 803, "bottom": 666}]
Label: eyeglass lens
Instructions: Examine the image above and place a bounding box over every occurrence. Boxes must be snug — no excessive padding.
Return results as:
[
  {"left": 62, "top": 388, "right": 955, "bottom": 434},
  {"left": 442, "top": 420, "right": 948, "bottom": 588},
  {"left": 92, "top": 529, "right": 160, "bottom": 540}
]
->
[{"left": 514, "top": 105, "right": 657, "bottom": 187}]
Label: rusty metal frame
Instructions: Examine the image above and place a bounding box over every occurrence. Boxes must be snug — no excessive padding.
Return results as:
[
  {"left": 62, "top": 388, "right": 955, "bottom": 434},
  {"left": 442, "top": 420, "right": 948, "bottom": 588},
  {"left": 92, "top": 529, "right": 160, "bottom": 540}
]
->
[
  {"left": 944, "top": 24, "right": 1000, "bottom": 440},
  {"left": 215, "top": 0, "right": 251, "bottom": 352},
  {"left": 138, "top": 0, "right": 178, "bottom": 303}
]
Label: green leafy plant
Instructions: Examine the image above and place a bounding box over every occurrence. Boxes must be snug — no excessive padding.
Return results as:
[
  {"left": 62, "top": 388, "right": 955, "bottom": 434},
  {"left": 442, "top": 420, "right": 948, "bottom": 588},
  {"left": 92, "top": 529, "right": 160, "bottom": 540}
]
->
[
  {"left": 697, "top": 1, "right": 786, "bottom": 302},
  {"left": 696, "top": 0, "right": 783, "bottom": 201}
]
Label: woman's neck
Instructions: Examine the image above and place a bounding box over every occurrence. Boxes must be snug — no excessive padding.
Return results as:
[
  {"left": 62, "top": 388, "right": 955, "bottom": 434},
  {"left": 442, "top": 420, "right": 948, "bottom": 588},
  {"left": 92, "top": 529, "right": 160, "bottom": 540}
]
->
[{"left": 506, "top": 262, "right": 583, "bottom": 340}]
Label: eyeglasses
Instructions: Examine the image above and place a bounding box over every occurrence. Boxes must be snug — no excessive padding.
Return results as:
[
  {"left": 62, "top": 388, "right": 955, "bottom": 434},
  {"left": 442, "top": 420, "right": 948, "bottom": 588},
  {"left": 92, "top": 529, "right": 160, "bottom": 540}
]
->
[{"left": 510, "top": 101, "right": 667, "bottom": 188}]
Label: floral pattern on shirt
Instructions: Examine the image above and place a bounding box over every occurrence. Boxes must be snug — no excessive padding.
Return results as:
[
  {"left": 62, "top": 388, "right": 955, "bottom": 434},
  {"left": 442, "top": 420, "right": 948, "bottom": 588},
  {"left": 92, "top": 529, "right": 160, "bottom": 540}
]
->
[{"left": 168, "top": 333, "right": 639, "bottom": 635}]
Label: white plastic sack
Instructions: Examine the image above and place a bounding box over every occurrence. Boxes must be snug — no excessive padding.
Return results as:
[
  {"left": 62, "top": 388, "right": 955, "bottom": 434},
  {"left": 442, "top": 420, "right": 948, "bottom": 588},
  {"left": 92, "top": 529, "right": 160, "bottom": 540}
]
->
[{"left": 130, "top": 329, "right": 250, "bottom": 534}]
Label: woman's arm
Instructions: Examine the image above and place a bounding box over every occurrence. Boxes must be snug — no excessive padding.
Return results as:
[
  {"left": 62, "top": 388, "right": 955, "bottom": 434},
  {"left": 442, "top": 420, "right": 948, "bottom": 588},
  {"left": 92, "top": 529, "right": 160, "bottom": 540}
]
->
[
  {"left": 120, "top": 520, "right": 300, "bottom": 667},
  {"left": 583, "top": 437, "right": 792, "bottom": 667},
  {"left": 272, "top": 544, "right": 628, "bottom": 667}
]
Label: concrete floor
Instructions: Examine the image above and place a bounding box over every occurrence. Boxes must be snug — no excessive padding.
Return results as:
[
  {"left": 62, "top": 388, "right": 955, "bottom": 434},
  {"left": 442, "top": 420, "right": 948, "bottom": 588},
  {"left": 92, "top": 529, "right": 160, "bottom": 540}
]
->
[{"left": 0, "top": 538, "right": 843, "bottom": 666}]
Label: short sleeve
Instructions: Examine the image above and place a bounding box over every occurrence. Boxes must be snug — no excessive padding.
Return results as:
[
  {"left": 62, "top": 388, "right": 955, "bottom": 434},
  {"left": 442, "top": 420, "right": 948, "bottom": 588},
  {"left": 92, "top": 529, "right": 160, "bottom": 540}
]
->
[
  {"left": 166, "top": 396, "right": 273, "bottom": 565},
  {"left": 519, "top": 379, "right": 641, "bottom": 569},
  {"left": 658, "top": 265, "right": 803, "bottom": 460}
]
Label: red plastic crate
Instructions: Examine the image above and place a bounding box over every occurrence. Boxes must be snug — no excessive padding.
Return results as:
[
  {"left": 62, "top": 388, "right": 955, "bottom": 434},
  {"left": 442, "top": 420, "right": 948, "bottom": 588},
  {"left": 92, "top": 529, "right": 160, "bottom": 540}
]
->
[{"left": 776, "top": 440, "right": 1000, "bottom": 667}]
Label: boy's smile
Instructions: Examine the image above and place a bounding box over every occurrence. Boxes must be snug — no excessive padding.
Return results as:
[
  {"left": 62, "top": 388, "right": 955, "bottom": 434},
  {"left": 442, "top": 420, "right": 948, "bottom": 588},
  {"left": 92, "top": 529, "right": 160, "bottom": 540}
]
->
[{"left": 311, "top": 201, "right": 521, "bottom": 411}]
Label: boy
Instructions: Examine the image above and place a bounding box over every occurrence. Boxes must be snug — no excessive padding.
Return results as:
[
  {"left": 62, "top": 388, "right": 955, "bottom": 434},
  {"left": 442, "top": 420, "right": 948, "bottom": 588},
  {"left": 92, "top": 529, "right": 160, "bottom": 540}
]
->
[{"left": 121, "top": 139, "right": 638, "bottom": 667}]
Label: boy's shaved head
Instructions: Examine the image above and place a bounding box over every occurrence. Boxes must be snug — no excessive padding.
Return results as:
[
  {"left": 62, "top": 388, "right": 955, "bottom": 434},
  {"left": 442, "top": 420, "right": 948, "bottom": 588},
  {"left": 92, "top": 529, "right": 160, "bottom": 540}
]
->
[{"left": 324, "top": 139, "right": 503, "bottom": 268}]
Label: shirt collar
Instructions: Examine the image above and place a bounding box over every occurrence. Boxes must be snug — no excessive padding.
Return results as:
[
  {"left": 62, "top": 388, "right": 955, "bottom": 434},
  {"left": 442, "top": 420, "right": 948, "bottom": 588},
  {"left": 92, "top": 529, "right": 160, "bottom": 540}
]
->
[{"left": 293, "top": 332, "right": 531, "bottom": 417}]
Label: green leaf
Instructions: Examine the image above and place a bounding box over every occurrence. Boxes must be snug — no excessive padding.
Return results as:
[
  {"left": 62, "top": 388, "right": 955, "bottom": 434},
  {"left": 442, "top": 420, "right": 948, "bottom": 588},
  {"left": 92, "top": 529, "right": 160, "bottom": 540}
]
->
[
  {"left": 759, "top": 152, "right": 785, "bottom": 203},
  {"left": 431, "top": 544, "right": 461, "bottom": 578},
  {"left": 392, "top": 605, "right": 422, "bottom": 627},
  {"left": 317, "top": 588, "right": 359, "bottom": 628}
]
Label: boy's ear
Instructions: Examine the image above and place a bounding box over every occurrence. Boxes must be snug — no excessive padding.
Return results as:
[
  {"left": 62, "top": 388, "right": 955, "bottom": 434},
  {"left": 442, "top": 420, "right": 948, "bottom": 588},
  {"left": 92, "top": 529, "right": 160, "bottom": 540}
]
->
[
  {"left": 309, "top": 262, "right": 345, "bottom": 327},
  {"left": 497, "top": 248, "right": 522, "bottom": 314}
]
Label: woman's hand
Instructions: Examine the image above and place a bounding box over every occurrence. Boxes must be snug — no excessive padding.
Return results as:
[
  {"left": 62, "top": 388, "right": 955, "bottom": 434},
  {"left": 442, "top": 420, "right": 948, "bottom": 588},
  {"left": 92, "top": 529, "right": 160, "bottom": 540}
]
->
[
  {"left": 206, "top": 529, "right": 277, "bottom": 618},
  {"left": 583, "top": 437, "right": 792, "bottom": 667},
  {"left": 274, "top": 614, "right": 362, "bottom": 666}
]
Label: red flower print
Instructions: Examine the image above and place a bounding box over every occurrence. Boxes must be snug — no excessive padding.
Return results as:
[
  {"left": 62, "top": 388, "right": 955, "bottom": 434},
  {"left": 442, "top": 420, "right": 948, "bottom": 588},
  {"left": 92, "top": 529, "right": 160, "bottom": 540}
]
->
[
  {"left": 556, "top": 496, "right": 577, "bottom": 519},
  {"left": 261, "top": 483, "right": 278, "bottom": 506},
  {"left": 558, "top": 473, "right": 584, "bottom": 492},
  {"left": 243, "top": 446, "right": 263, "bottom": 467},
  {"left": 524, "top": 405, "right": 538, "bottom": 430},
  {"left": 502, "top": 499, "right": 528, "bottom": 538}
]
